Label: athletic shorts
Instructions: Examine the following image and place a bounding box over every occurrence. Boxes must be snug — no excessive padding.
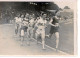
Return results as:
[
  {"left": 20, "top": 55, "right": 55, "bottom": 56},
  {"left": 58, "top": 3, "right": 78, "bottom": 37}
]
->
[
  {"left": 50, "top": 26, "right": 59, "bottom": 34},
  {"left": 27, "top": 27, "right": 34, "bottom": 34},
  {"left": 36, "top": 29, "right": 45, "bottom": 35},
  {"left": 21, "top": 26, "right": 28, "bottom": 32},
  {"left": 15, "top": 23, "right": 19, "bottom": 29},
  {"left": 21, "top": 29, "right": 24, "bottom": 36}
]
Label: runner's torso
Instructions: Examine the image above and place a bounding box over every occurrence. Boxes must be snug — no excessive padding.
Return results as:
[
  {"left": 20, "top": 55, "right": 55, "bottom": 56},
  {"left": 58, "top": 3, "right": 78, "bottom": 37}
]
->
[
  {"left": 29, "top": 18, "right": 35, "bottom": 27},
  {"left": 37, "top": 17, "right": 47, "bottom": 30},
  {"left": 51, "top": 16, "right": 59, "bottom": 29},
  {"left": 52, "top": 17, "right": 59, "bottom": 25},
  {"left": 22, "top": 18, "right": 29, "bottom": 27},
  {"left": 15, "top": 17, "right": 20, "bottom": 23}
]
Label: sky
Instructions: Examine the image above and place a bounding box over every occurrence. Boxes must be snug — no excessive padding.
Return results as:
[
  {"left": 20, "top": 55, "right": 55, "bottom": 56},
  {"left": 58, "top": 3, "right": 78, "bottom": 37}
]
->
[{"left": 52, "top": 0, "right": 77, "bottom": 10}]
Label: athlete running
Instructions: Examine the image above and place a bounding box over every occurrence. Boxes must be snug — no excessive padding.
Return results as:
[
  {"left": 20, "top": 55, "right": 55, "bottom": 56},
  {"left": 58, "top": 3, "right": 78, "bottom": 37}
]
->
[
  {"left": 19, "top": 14, "right": 25, "bottom": 45},
  {"left": 49, "top": 15, "right": 60, "bottom": 51},
  {"left": 27, "top": 14, "right": 35, "bottom": 45},
  {"left": 35, "top": 13, "right": 47, "bottom": 49},
  {"left": 14, "top": 14, "right": 20, "bottom": 35}
]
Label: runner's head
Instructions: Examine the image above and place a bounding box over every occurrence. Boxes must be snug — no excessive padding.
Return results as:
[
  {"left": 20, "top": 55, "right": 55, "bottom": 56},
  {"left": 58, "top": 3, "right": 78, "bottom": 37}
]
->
[
  {"left": 31, "top": 13, "right": 35, "bottom": 18},
  {"left": 17, "top": 14, "right": 20, "bottom": 17},
  {"left": 25, "top": 13, "right": 29, "bottom": 18},
  {"left": 42, "top": 13, "right": 47, "bottom": 20},
  {"left": 21, "top": 14, "right": 24, "bottom": 18}
]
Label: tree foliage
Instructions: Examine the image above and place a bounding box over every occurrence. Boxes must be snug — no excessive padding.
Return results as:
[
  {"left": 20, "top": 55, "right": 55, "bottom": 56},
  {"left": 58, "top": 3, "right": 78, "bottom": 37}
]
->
[{"left": 64, "top": 6, "right": 70, "bottom": 9}]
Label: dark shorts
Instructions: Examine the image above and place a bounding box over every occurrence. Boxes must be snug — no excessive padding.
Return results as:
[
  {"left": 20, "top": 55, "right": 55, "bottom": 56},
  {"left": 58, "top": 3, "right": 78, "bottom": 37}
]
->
[
  {"left": 50, "top": 26, "right": 59, "bottom": 34},
  {"left": 21, "top": 26, "right": 28, "bottom": 32}
]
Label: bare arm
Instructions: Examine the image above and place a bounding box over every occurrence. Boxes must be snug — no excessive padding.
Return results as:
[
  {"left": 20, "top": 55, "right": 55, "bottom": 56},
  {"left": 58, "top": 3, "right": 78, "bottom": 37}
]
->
[
  {"left": 49, "top": 18, "right": 59, "bottom": 27},
  {"left": 49, "top": 22, "right": 56, "bottom": 26}
]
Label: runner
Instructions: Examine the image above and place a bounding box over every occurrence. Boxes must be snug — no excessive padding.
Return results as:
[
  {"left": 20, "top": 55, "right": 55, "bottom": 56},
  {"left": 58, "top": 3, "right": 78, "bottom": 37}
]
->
[
  {"left": 27, "top": 13, "right": 35, "bottom": 45},
  {"left": 35, "top": 13, "right": 47, "bottom": 49},
  {"left": 24, "top": 13, "right": 30, "bottom": 45},
  {"left": 19, "top": 14, "right": 25, "bottom": 45},
  {"left": 49, "top": 14, "right": 60, "bottom": 51},
  {"left": 24, "top": 13, "right": 29, "bottom": 36},
  {"left": 14, "top": 14, "right": 20, "bottom": 35}
]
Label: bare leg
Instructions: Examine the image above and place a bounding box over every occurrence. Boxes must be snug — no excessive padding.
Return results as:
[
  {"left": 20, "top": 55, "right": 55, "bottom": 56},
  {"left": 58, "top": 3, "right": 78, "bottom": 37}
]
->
[
  {"left": 27, "top": 29, "right": 30, "bottom": 45},
  {"left": 15, "top": 29, "right": 18, "bottom": 35},
  {"left": 21, "top": 36, "right": 24, "bottom": 46},
  {"left": 18, "top": 28, "right": 21, "bottom": 37},
  {"left": 27, "top": 29, "right": 29, "bottom": 39},
  {"left": 15, "top": 24, "right": 18, "bottom": 35},
  {"left": 18, "top": 24, "right": 21, "bottom": 37},
  {"left": 35, "top": 33, "right": 39, "bottom": 44},
  {"left": 31, "top": 29, "right": 34, "bottom": 40},
  {"left": 41, "top": 31, "right": 45, "bottom": 49},
  {"left": 55, "top": 32, "right": 59, "bottom": 51},
  {"left": 15, "top": 23, "right": 17, "bottom": 35}
]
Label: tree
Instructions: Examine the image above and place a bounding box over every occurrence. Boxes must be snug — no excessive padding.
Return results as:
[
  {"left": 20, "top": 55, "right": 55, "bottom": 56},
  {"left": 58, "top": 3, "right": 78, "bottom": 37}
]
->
[
  {"left": 59, "top": 8, "right": 63, "bottom": 10},
  {"left": 64, "top": 6, "right": 70, "bottom": 9}
]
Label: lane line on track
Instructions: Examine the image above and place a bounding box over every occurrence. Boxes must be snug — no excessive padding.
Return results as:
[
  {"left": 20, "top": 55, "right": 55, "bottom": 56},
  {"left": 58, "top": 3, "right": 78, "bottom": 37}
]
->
[{"left": 32, "top": 38, "right": 69, "bottom": 55}]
